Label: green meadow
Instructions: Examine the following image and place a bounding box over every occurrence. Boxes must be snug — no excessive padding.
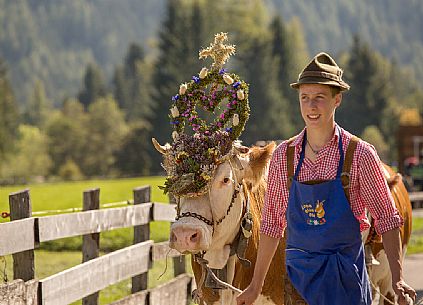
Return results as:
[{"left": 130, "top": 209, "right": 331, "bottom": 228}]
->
[
  {"left": 1, "top": 177, "right": 422, "bottom": 304},
  {"left": 0, "top": 176, "right": 188, "bottom": 304}
]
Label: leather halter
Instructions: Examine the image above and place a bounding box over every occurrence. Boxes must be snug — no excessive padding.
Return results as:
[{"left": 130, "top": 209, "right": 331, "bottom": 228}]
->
[{"left": 174, "top": 154, "right": 247, "bottom": 230}]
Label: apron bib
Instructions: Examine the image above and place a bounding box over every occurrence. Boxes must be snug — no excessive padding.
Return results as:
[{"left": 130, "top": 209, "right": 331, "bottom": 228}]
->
[{"left": 285, "top": 129, "right": 371, "bottom": 305}]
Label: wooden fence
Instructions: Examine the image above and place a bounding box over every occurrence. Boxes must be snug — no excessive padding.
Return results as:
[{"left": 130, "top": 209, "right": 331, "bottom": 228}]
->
[{"left": 0, "top": 186, "right": 192, "bottom": 305}]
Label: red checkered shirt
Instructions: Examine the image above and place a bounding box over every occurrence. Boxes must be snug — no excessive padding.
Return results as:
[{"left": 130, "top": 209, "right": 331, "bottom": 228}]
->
[{"left": 261, "top": 125, "right": 404, "bottom": 239}]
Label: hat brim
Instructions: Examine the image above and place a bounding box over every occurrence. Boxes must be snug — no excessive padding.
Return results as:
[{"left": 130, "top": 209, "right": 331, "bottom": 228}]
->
[{"left": 290, "top": 77, "right": 350, "bottom": 91}]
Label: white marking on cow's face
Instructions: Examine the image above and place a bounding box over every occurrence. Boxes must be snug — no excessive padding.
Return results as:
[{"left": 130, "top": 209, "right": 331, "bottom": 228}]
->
[{"left": 169, "top": 156, "right": 247, "bottom": 268}]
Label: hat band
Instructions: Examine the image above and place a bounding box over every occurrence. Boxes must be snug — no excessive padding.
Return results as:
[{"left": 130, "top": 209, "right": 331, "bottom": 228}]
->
[{"left": 300, "top": 71, "right": 341, "bottom": 82}]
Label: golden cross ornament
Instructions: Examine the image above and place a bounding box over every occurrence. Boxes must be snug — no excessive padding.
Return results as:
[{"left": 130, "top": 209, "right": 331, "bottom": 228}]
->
[{"left": 199, "top": 32, "right": 236, "bottom": 70}]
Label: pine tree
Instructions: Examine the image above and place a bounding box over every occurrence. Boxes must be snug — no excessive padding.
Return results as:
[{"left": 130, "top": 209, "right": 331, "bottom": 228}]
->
[
  {"left": 23, "top": 79, "right": 52, "bottom": 128},
  {"left": 338, "top": 35, "right": 389, "bottom": 136},
  {"left": 78, "top": 63, "right": 107, "bottom": 109},
  {"left": 114, "top": 43, "right": 153, "bottom": 122},
  {"left": 0, "top": 59, "right": 19, "bottom": 162},
  {"left": 240, "top": 36, "right": 294, "bottom": 144}
]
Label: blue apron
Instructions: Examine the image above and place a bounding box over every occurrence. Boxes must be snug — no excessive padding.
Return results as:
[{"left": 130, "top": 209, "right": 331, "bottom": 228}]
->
[{"left": 285, "top": 129, "right": 371, "bottom": 305}]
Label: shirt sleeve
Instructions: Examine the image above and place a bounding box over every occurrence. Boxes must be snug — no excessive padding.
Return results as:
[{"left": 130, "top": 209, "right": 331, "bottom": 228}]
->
[
  {"left": 357, "top": 143, "right": 404, "bottom": 235},
  {"left": 260, "top": 143, "right": 289, "bottom": 239}
]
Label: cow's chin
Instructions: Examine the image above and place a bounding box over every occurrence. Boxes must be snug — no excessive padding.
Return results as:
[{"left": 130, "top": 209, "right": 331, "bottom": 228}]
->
[{"left": 169, "top": 218, "right": 213, "bottom": 254}]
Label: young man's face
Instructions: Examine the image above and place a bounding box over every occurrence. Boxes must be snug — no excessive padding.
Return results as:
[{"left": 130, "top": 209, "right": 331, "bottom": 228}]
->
[{"left": 298, "top": 84, "right": 342, "bottom": 129}]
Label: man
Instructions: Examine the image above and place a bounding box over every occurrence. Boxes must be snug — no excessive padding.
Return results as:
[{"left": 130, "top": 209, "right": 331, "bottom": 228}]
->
[{"left": 236, "top": 52, "right": 416, "bottom": 305}]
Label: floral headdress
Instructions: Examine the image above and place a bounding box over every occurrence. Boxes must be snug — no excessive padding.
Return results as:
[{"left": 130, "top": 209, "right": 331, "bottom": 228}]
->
[{"left": 158, "top": 33, "right": 250, "bottom": 197}]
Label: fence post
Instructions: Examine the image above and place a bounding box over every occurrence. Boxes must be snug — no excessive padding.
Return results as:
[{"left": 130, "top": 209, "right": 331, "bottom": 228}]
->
[
  {"left": 132, "top": 186, "right": 152, "bottom": 293},
  {"left": 9, "top": 189, "right": 35, "bottom": 281},
  {"left": 82, "top": 188, "right": 100, "bottom": 305},
  {"left": 169, "top": 194, "right": 186, "bottom": 276}
]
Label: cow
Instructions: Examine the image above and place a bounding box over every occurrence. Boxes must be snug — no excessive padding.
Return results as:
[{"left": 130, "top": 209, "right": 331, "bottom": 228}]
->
[
  {"left": 154, "top": 139, "right": 283, "bottom": 305},
  {"left": 364, "top": 165, "right": 413, "bottom": 305},
  {"left": 154, "top": 138, "right": 412, "bottom": 305}
]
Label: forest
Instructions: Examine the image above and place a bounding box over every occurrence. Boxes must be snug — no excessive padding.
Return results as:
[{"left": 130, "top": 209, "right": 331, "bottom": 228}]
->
[{"left": 0, "top": 0, "right": 422, "bottom": 183}]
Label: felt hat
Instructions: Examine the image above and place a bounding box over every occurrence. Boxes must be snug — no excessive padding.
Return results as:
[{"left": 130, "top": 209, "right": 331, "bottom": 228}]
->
[{"left": 290, "top": 52, "right": 350, "bottom": 91}]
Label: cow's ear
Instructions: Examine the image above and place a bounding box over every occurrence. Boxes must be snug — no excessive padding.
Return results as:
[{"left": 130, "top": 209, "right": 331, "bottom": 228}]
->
[{"left": 244, "top": 142, "right": 276, "bottom": 184}]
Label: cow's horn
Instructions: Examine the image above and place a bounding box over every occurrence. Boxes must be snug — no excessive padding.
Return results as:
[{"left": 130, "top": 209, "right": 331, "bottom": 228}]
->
[{"left": 152, "top": 138, "right": 170, "bottom": 154}]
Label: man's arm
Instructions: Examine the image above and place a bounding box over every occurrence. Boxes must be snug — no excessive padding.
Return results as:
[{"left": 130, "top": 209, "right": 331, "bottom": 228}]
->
[
  {"left": 236, "top": 234, "right": 280, "bottom": 305},
  {"left": 382, "top": 228, "right": 416, "bottom": 304}
]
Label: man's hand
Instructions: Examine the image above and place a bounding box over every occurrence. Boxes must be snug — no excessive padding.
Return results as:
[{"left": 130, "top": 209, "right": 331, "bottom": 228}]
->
[
  {"left": 393, "top": 279, "right": 416, "bottom": 305},
  {"left": 236, "top": 284, "right": 260, "bottom": 305}
]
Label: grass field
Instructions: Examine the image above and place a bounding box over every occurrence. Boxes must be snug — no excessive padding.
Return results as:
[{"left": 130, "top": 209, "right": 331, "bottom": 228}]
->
[{"left": 1, "top": 177, "right": 422, "bottom": 304}]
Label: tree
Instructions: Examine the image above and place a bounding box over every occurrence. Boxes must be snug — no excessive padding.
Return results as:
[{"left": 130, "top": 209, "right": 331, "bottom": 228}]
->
[
  {"left": 113, "top": 43, "right": 153, "bottom": 122},
  {"left": 0, "top": 59, "right": 19, "bottom": 163},
  {"left": 23, "top": 79, "right": 52, "bottom": 128},
  {"left": 46, "top": 99, "right": 88, "bottom": 175},
  {"left": 0, "top": 125, "right": 52, "bottom": 182},
  {"left": 338, "top": 35, "right": 389, "bottom": 136},
  {"left": 78, "top": 63, "right": 107, "bottom": 109},
  {"left": 240, "top": 35, "right": 294, "bottom": 144},
  {"left": 361, "top": 125, "right": 389, "bottom": 162},
  {"left": 83, "top": 96, "right": 128, "bottom": 176},
  {"left": 114, "top": 122, "right": 152, "bottom": 176}
]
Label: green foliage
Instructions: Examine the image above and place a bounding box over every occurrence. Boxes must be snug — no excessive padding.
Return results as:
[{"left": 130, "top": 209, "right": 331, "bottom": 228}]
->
[
  {"left": 23, "top": 79, "right": 52, "bottom": 128},
  {"left": 45, "top": 99, "right": 88, "bottom": 175},
  {"left": 0, "top": 59, "right": 19, "bottom": 162},
  {"left": 360, "top": 125, "right": 389, "bottom": 162},
  {"left": 78, "top": 63, "right": 107, "bottom": 109},
  {"left": 113, "top": 43, "right": 154, "bottom": 122},
  {"left": 0, "top": 125, "right": 52, "bottom": 183},
  {"left": 114, "top": 122, "right": 153, "bottom": 176},
  {"left": 58, "top": 159, "right": 84, "bottom": 181},
  {"left": 83, "top": 96, "right": 129, "bottom": 176}
]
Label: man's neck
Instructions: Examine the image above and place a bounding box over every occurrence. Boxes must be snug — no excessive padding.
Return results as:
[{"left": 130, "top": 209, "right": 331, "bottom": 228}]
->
[{"left": 306, "top": 123, "right": 336, "bottom": 150}]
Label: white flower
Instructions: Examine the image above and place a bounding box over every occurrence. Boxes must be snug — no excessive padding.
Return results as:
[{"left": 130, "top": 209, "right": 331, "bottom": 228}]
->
[
  {"left": 199, "top": 67, "right": 208, "bottom": 79},
  {"left": 179, "top": 83, "right": 188, "bottom": 95},
  {"left": 232, "top": 113, "right": 239, "bottom": 126},
  {"left": 223, "top": 74, "right": 234, "bottom": 85},
  {"left": 172, "top": 131, "right": 179, "bottom": 141},
  {"left": 237, "top": 89, "right": 245, "bottom": 100},
  {"left": 171, "top": 106, "right": 179, "bottom": 118}
]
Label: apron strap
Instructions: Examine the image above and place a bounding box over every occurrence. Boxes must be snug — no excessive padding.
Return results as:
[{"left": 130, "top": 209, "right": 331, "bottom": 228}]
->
[
  {"left": 341, "top": 136, "right": 360, "bottom": 201},
  {"left": 286, "top": 136, "right": 297, "bottom": 190}
]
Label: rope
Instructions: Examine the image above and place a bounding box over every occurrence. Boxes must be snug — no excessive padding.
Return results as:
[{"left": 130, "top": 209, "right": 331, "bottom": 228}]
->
[
  {"left": 370, "top": 280, "right": 419, "bottom": 305},
  {"left": 195, "top": 256, "right": 242, "bottom": 294}
]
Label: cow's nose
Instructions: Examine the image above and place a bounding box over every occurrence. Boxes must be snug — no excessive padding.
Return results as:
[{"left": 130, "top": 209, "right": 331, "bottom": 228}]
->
[{"left": 170, "top": 227, "right": 202, "bottom": 251}]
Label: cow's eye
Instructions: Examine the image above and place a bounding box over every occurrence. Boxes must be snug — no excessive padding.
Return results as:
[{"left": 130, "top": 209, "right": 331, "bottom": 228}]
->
[{"left": 223, "top": 177, "right": 231, "bottom": 184}]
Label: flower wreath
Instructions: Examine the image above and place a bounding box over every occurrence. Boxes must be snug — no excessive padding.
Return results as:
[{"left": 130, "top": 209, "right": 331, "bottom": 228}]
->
[{"left": 160, "top": 33, "right": 250, "bottom": 197}]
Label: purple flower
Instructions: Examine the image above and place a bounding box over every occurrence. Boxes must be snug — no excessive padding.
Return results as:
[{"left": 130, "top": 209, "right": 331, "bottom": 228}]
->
[
  {"left": 219, "top": 68, "right": 227, "bottom": 75},
  {"left": 226, "top": 127, "right": 233, "bottom": 132},
  {"left": 192, "top": 76, "right": 200, "bottom": 83},
  {"left": 172, "top": 94, "right": 179, "bottom": 101},
  {"left": 233, "top": 81, "right": 241, "bottom": 88},
  {"left": 220, "top": 113, "right": 225, "bottom": 119}
]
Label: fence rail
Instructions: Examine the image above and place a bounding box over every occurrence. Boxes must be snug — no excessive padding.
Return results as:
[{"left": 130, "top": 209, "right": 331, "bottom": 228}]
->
[{"left": 0, "top": 186, "right": 191, "bottom": 305}]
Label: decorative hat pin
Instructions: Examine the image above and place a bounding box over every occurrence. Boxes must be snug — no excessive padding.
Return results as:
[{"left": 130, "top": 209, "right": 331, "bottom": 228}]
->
[{"left": 152, "top": 32, "right": 250, "bottom": 197}]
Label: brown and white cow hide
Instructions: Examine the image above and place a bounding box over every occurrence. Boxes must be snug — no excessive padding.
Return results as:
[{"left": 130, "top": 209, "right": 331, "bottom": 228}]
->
[
  {"left": 363, "top": 164, "right": 412, "bottom": 305},
  {"left": 167, "top": 142, "right": 284, "bottom": 305}
]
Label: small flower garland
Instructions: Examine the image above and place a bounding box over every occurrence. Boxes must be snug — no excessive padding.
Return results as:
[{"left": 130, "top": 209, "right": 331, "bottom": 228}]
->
[
  {"left": 159, "top": 33, "right": 250, "bottom": 197},
  {"left": 170, "top": 67, "right": 249, "bottom": 141},
  {"left": 160, "top": 67, "right": 250, "bottom": 196}
]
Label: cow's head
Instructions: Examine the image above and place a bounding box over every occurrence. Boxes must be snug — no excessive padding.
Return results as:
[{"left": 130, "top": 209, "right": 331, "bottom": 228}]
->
[{"left": 153, "top": 138, "right": 275, "bottom": 268}]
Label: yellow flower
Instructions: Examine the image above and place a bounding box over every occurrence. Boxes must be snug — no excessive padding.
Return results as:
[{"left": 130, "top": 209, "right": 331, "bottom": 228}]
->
[
  {"left": 237, "top": 89, "right": 245, "bottom": 100},
  {"left": 179, "top": 83, "right": 188, "bottom": 95},
  {"left": 232, "top": 114, "right": 239, "bottom": 126},
  {"left": 223, "top": 74, "right": 234, "bottom": 85},
  {"left": 171, "top": 106, "right": 179, "bottom": 118},
  {"left": 199, "top": 67, "right": 208, "bottom": 79}
]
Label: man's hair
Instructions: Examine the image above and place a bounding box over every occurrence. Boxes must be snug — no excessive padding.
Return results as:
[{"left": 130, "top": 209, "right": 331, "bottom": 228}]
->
[{"left": 330, "top": 86, "right": 341, "bottom": 97}]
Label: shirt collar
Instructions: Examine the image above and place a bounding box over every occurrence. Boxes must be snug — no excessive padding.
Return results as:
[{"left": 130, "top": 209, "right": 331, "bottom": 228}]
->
[{"left": 290, "top": 124, "right": 341, "bottom": 148}]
